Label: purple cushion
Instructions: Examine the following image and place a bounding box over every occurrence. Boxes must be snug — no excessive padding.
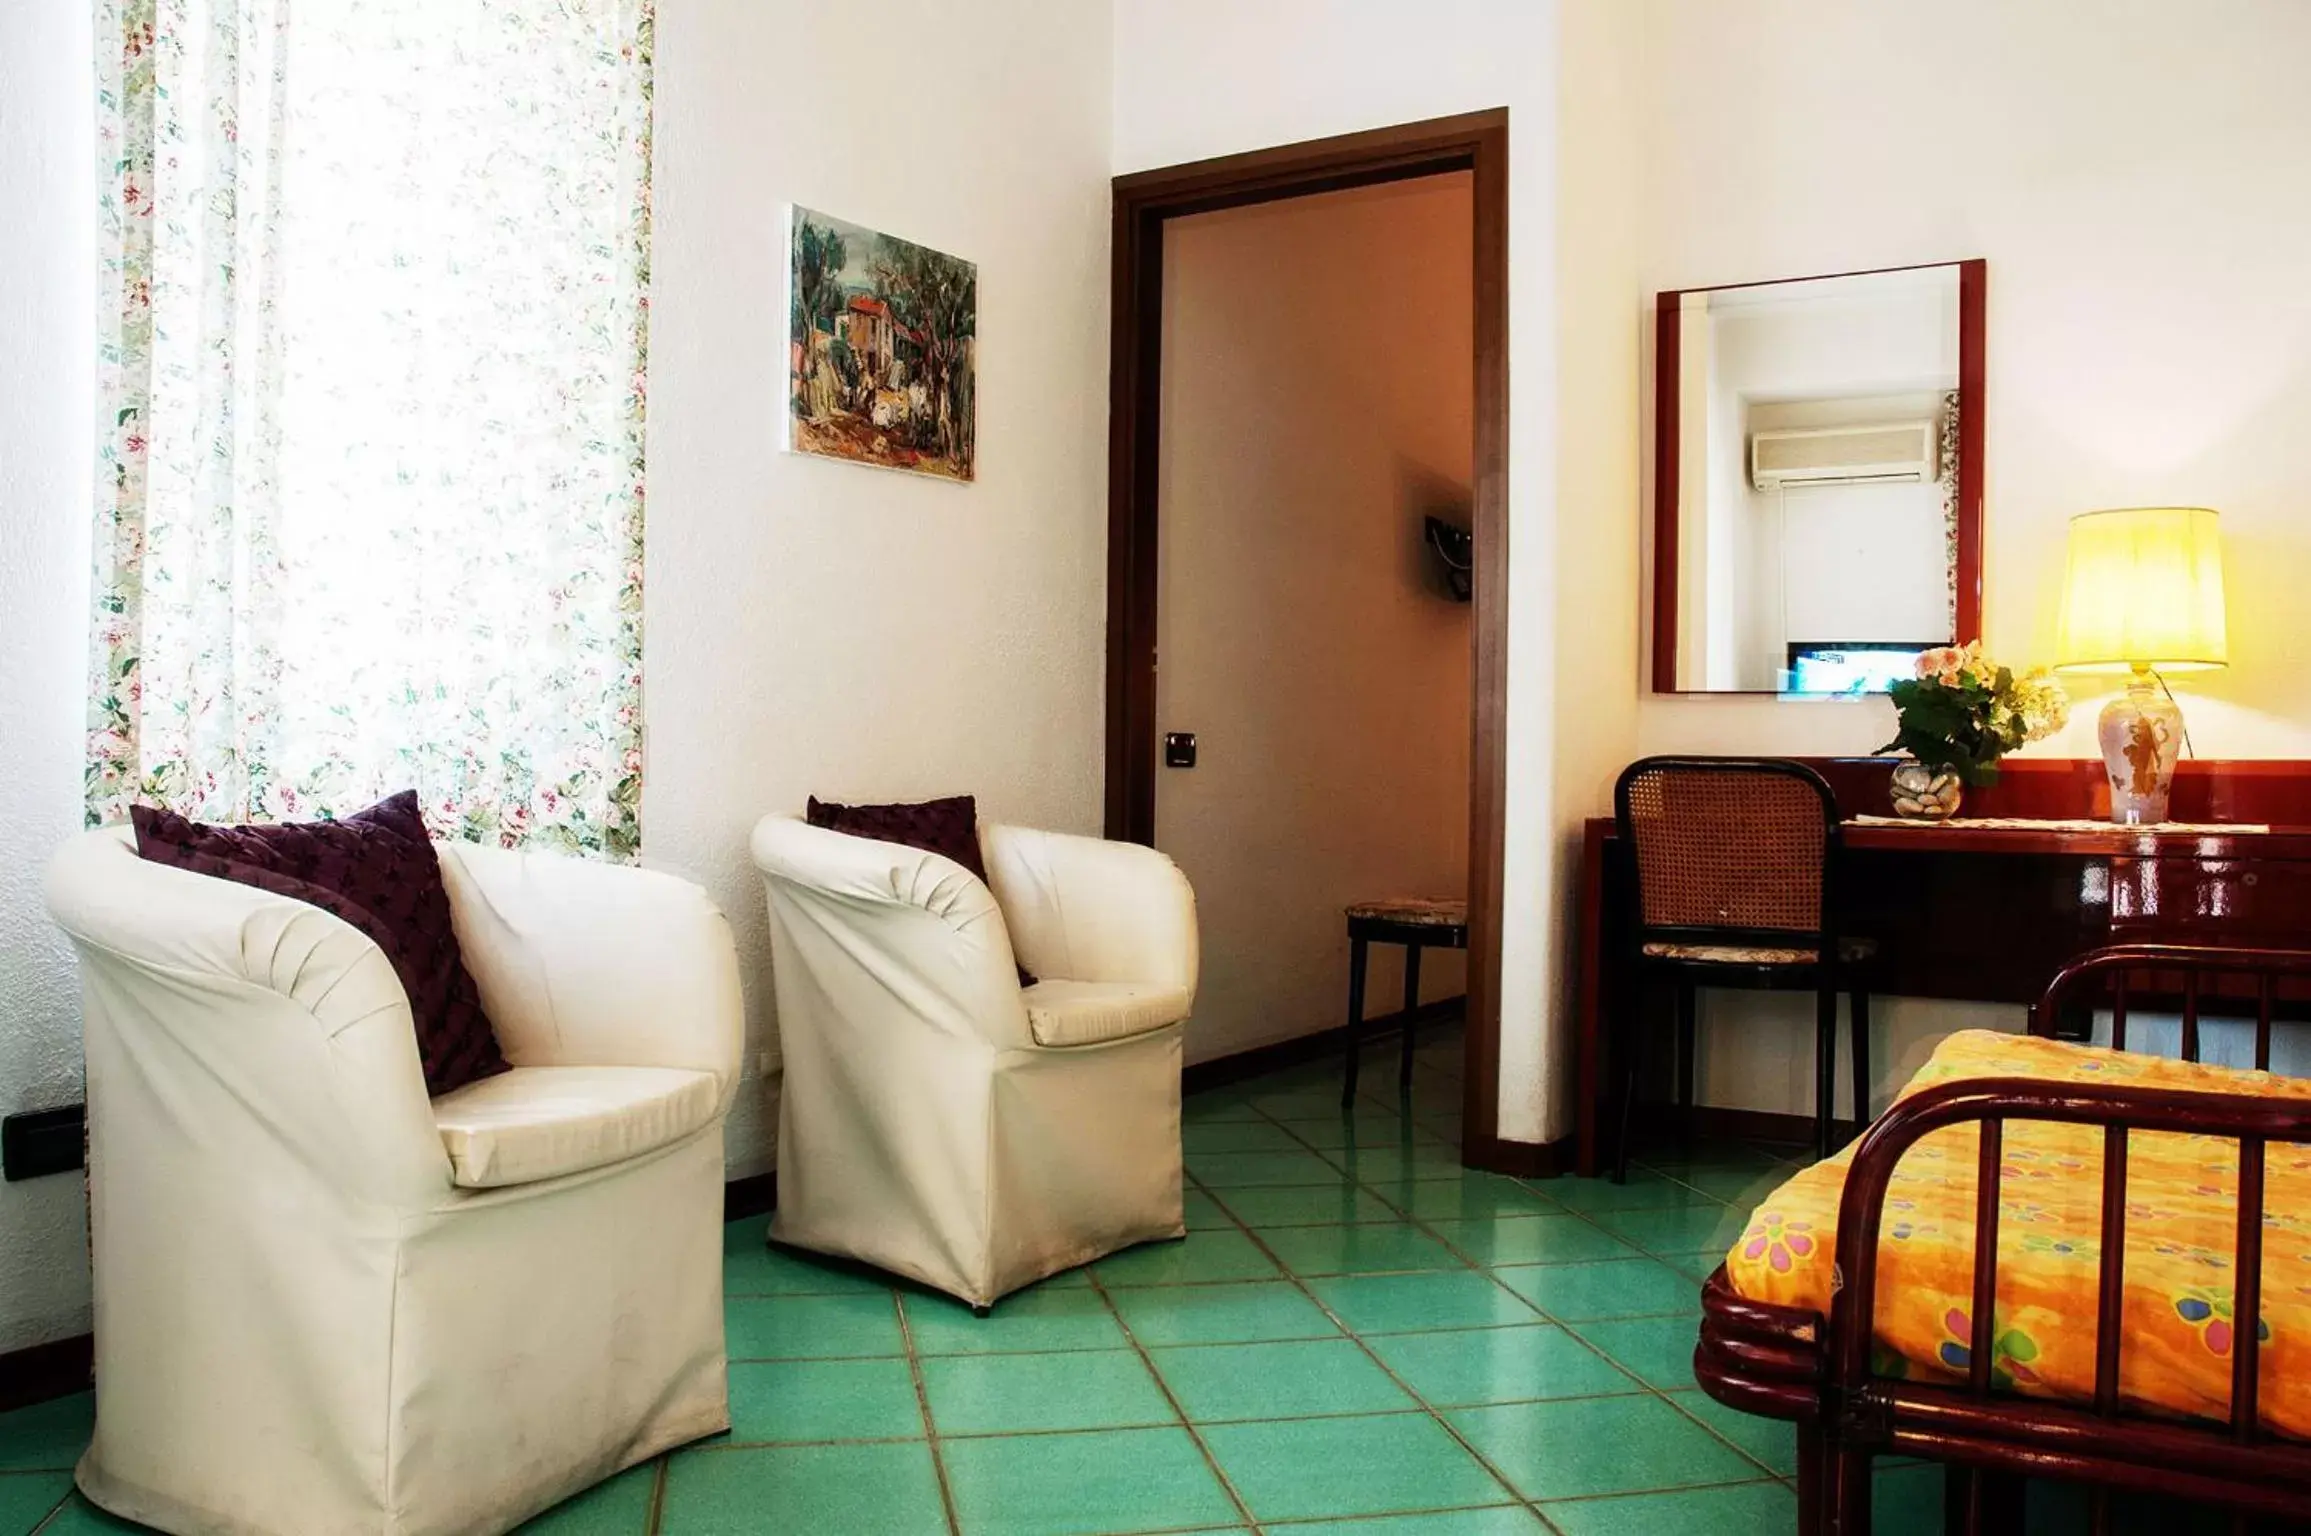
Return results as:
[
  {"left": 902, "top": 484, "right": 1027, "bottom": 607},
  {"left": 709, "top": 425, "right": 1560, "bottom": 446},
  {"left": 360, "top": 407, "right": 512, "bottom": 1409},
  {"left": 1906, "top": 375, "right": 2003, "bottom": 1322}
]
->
[
  {"left": 131, "top": 791, "right": 510, "bottom": 1098},
  {"left": 805, "top": 794, "right": 1035, "bottom": 987}
]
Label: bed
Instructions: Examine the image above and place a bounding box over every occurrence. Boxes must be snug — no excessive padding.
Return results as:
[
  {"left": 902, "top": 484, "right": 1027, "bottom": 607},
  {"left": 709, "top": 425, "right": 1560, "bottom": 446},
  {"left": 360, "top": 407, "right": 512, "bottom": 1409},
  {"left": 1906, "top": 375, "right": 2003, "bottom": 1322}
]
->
[{"left": 1694, "top": 943, "right": 2311, "bottom": 1534}]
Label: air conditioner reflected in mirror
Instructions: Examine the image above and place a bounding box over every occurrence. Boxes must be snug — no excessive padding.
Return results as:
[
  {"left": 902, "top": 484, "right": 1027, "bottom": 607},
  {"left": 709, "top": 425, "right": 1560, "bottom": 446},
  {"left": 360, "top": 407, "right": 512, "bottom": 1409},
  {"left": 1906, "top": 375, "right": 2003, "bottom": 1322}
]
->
[{"left": 1653, "top": 262, "right": 1983, "bottom": 696}]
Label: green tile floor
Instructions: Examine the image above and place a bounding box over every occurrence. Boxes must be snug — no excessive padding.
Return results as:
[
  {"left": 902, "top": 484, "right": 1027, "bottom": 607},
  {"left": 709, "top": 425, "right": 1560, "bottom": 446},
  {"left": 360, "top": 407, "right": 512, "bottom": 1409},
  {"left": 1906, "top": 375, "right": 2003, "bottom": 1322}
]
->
[{"left": 0, "top": 1032, "right": 2220, "bottom": 1534}]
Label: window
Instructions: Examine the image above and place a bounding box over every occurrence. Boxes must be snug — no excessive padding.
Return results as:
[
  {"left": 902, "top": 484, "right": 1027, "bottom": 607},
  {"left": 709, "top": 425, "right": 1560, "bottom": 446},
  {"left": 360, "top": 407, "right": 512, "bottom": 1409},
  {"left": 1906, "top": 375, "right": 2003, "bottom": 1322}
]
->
[{"left": 88, "top": 0, "right": 656, "bottom": 857}]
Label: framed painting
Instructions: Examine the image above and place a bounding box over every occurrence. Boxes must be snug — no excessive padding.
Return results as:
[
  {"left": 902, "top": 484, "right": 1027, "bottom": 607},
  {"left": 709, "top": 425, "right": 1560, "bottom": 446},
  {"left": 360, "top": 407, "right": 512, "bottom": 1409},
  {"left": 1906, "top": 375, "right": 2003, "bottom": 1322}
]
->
[{"left": 787, "top": 206, "right": 976, "bottom": 482}]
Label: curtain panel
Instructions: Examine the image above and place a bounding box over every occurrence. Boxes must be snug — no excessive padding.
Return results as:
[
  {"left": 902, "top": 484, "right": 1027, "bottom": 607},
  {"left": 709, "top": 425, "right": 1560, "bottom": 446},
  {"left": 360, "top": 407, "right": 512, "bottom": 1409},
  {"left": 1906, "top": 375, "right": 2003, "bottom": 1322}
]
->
[{"left": 89, "top": 0, "right": 655, "bottom": 859}]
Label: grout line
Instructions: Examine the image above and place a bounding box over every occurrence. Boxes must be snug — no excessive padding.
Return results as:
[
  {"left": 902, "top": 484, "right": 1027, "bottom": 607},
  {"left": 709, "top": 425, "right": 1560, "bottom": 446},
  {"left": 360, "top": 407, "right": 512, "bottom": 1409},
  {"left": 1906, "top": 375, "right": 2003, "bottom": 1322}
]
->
[
  {"left": 1251, "top": 1498, "right": 1556, "bottom": 1533},
  {"left": 892, "top": 1292, "right": 965, "bottom": 1536},
  {"left": 643, "top": 1454, "right": 669, "bottom": 1536},
  {"left": 1187, "top": 1168, "right": 1549, "bottom": 1521},
  {"left": 1081, "top": 1267, "right": 1263, "bottom": 1532},
  {"left": 24, "top": 1481, "right": 75, "bottom": 1536},
  {"left": 674, "top": 1375, "right": 1704, "bottom": 1453}
]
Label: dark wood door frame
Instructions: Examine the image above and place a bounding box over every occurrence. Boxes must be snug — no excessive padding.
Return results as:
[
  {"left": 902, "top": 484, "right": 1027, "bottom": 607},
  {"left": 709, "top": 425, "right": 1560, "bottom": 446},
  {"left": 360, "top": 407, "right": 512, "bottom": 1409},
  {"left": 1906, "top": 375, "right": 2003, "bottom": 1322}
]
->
[{"left": 1104, "top": 109, "right": 1529, "bottom": 1172}]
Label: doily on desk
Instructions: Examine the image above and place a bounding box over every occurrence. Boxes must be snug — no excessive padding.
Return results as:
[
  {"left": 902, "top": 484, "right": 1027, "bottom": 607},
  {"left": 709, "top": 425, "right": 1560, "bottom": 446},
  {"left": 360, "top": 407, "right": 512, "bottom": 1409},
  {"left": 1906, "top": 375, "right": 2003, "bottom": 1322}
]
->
[{"left": 1846, "top": 815, "right": 2269, "bottom": 834}]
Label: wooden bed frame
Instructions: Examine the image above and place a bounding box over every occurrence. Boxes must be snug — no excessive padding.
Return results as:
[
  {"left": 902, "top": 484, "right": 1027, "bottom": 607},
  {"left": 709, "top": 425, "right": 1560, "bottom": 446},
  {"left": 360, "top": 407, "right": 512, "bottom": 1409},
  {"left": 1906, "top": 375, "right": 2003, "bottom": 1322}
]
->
[{"left": 1693, "top": 943, "right": 2311, "bottom": 1534}]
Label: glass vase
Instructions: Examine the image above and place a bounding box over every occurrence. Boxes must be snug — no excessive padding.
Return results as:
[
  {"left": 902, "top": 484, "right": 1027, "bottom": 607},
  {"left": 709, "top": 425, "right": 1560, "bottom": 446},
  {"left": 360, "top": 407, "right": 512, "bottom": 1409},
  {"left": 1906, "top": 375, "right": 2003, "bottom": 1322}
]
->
[{"left": 1889, "top": 762, "right": 1964, "bottom": 820}]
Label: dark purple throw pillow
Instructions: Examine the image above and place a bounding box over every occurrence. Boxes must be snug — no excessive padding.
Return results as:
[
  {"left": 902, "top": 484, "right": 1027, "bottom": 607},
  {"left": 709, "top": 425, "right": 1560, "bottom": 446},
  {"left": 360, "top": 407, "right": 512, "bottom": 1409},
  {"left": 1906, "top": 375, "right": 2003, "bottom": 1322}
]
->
[
  {"left": 805, "top": 794, "right": 1035, "bottom": 988},
  {"left": 131, "top": 791, "right": 510, "bottom": 1098}
]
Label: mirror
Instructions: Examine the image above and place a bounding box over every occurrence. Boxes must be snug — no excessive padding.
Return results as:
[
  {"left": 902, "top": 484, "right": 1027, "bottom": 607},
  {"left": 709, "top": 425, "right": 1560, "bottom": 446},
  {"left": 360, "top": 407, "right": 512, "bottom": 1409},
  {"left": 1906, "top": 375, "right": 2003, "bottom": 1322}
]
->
[{"left": 1650, "top": 260, "right": 1984, "bottom": 695}]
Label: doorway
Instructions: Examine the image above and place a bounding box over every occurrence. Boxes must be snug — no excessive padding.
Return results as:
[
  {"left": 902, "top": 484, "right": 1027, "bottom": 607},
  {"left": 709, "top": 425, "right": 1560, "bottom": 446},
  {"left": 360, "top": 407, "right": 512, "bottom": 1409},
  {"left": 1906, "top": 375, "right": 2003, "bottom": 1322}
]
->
[{"left": 1104, "top": 111, "right": 1516, "bottom": 1171}]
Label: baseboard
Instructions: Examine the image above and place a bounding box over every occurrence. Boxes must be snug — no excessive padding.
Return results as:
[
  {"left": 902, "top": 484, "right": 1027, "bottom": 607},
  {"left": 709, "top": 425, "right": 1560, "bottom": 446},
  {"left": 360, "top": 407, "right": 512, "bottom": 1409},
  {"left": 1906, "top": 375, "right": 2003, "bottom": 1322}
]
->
[
  {"left": 0, "top": 1169, "right": 788, "bottom": 1416},
  {"left": 0, "top": 1332, "right": 92, "bottom": 1416},
  {"left": 1179, "top": 996, "right": 1467, "bottom": 1096},
  {"left": 1670, "top": 1105, "right": 1839, "bottom": 1149}
]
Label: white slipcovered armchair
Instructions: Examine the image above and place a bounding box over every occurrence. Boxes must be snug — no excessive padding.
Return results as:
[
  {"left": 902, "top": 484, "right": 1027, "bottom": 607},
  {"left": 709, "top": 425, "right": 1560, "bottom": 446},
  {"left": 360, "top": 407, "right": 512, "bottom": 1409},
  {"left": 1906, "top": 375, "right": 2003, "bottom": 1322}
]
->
[
  {"left": 751, "top": 816, "right": 1198, "bottom": 1307},
  {"left": 44, "top": 826, "right": 744, "bottom": 1536}
]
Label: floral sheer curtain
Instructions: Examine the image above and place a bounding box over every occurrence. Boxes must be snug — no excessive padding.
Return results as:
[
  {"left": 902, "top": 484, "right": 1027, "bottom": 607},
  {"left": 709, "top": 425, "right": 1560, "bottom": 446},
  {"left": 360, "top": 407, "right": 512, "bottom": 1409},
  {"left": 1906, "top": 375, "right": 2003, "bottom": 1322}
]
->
[{"left": 88, "top": 0, "right": 655, "bottom": 859}]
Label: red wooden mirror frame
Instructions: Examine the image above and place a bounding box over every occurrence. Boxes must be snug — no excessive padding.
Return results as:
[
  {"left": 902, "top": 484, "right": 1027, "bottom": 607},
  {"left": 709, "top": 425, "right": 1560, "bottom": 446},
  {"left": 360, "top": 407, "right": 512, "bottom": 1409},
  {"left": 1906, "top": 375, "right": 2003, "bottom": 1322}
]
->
[{"left": 1649, "top": 258, "right": 1987, "bottom": 694}]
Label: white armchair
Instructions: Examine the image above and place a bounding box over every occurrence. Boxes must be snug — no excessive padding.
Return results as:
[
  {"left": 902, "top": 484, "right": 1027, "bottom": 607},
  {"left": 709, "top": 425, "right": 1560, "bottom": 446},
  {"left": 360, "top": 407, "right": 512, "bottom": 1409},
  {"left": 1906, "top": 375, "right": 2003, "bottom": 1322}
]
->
[
  {"left": 751, "top": 816, "right": 1198, "bottom": 1307},
  {"left": 44, "top": 826, "right": 744, "bottom": 1536}
]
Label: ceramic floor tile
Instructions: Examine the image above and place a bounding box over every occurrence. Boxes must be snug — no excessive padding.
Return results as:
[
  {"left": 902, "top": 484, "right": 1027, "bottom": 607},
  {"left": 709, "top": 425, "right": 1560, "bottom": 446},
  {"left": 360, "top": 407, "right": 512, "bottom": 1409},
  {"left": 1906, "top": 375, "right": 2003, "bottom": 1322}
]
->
[
  {"left": 1664, "top": 1163, "right": 1795, "bottom": 1204},
  {"left": 21, "top": 1494, "right": 142, "bottom": 1534},
  {"left": 1663, "top": 1389, "right": 1796, "bottom": 1477},
  {"left": 1370, "top": 1175, "right": 1560, "bottom": 1222},
  {"left": 1365, "top": 1324, "right": 1638, "bottom": 1407},
  {"left": 1189, "top": 1149, "right": 1353, "bottom": 1188},
  {"left": 1182, "top": 1093, "right": 1270, "bottom": 1124},
  {"left": 1094, "top": 1229, "right": 1282, "bottom": 1286},
  {"left": 1491, "top": 1259, "right": 1701, "bottom": 1322},
  {"left": 1323, "top": 1141, "right": 1470, "bottom": 1184},
  {"left": 1537, "top": 1479, "right": 1797, "bottom": 1535},
  {"left": 1565, "top": 1314, "right": 1706, "bottom": 1390},
  {"left": 1184, "top": 1189, "right": 1236, "bottom": 1228},
  {"left": 1445, "top": 1395, "right": 1758, "bottom": 1501},
  {"left": 725, "top": 1292, "right": 904, "bottom": 1360},
  {"left": 0, "top": 1472, "right": 73, "bottom": 1536},
  {"left": 1410, "top": 1114, "right": 1466, "bottom": 1145},
  {"left": 1655, "top": 1247, "right": 1736, "bottom": 1283},
  {"left": 660, "top": 1441, "right": 946, "bottom": 1535},
  {"left": 1258, "top": 1222, "right": 1466, "bottom": 1277},
  {"left": 513, "top": 1461, "right": 660, "bottom": 1534},
  {"left": 921, "top": 1349, "right": 1175, "bottom": 1436},
  {"left": 1209, "top": 1184, "right": 1401, "bottom": 1227},
  {"left": 940, "top": 1425, "right": 1239, "bottom": 1536},
  {"left": 1538, "top": 1172, "right": 1725, "bottom": 1215},
  {"left": 1249, "top": 1084, "right": 1371, "bottom": 1119},
  {"left": 905, "top": 1286, "right": 1129, "bottom": 1355},
  {"left": 721, "top": 1226, "right": 893, "bottom": 1297},
  {"left": 1632, "top": 1143, "right": 1795, "bottom": 1177},
  {"left": 726, "top": 1357, "right": 924, "bottom": 1443},
  {"left": 1587, "top": 1203, "right": 1749, "bottom": 1253},
  {"left": 1184, "top": 1120, "right": 1311, "bottom": 1155},
  {"left": 1423, "top": 1215, "right": 1636, "bottom": 1267},
  {"left": 1256, "top": 1509, "right": 1545, "bottom": 1535},
  {"left": 1270, "top": 1111, "right": 1436, "bottom": 1153},
  {"left": 0, "top": 1395, "right": 91, "bottom": 1473},
  {"left": 1108, "top": 1279, "right": 1344, "bottom": 1347},
  {"left": 1307, "top": 1271, "right": 1538, "bottom": 1335},
  {"left": 1150, "top": 1337, "right": 1415, "bottom": 1423},
  {"left": 1199, "top": 1412, "right": 1506, "bottom": 1523}
]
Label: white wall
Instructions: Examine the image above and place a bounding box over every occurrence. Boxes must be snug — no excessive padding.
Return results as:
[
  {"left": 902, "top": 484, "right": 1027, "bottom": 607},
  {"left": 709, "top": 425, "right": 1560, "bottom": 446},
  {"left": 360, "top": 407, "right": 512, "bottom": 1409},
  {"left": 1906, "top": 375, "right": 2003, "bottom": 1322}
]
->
[
  {"left": 1116, "top": 0, "right": 1646, "bottom": 1145},
  {"left": 1633, "top": 0, "right": 2311, "bottom": 1118},
  {"left": 644, "top": 0, "right": 1115, "bottom": 1175},
  {"left": 1546, "top": 0, "right": 1647, "bottom": 1143},
  {"left": 0, "top": 0, "right": 1114, "bottom": 1352},
  {"left": 0, "top": 1, "right": 98, "bottom": 1356},
  {"left": 1153, "top": 178, "right": 1472, "bottom": 1064}
]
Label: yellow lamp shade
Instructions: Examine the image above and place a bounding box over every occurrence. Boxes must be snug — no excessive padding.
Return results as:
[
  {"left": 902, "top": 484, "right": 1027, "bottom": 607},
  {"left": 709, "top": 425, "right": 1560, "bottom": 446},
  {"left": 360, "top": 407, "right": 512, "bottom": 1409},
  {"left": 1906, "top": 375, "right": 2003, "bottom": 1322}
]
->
[{"left": 2054, "top": 507, "right": 2228, "bottom": 674}]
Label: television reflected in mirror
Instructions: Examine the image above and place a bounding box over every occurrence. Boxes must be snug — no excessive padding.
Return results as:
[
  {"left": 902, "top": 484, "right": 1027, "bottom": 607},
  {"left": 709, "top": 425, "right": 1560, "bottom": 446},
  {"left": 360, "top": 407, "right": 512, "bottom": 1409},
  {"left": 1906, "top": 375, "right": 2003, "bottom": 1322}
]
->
[{"left": 1650, "top": 260, "right": 1984, "bottom": 695}]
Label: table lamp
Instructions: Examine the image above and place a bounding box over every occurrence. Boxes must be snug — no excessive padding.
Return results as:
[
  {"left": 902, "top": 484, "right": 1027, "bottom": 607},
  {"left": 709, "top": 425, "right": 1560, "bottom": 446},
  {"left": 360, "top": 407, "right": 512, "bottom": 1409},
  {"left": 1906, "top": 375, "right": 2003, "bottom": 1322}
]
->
[{"left": 2054, "top": 507, "right": 2227, "bottom": 824}]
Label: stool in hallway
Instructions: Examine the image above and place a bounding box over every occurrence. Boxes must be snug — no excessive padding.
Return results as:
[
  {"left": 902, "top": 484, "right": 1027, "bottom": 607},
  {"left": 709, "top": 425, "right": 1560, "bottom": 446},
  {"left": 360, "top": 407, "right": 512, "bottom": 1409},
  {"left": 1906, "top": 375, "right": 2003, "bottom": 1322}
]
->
[{"left": 1340, "top": 898, "right": 1469, "bottom": 1106}]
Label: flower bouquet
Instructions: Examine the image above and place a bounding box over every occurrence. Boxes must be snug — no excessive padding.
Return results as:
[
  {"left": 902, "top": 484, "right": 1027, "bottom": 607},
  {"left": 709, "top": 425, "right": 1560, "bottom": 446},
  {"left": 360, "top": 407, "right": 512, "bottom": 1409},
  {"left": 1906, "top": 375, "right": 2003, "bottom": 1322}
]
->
[{"left": 1878, "top": 642, "right": 2069, "bottom": 818}]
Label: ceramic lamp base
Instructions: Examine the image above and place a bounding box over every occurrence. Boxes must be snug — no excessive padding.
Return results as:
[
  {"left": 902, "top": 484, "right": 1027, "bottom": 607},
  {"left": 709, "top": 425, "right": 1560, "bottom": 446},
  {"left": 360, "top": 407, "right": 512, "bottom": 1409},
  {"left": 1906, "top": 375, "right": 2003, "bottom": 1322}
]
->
[{"left": 2097, "top": 670, "right": 2182, "bottom": 824}]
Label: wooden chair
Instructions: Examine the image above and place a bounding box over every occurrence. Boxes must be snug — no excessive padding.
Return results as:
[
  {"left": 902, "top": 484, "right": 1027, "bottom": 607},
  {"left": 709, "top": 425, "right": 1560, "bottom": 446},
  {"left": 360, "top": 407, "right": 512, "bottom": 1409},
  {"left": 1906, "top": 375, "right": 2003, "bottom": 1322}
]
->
[
  {"left": 1339, "top": 898, "right": 1469, "bottom": 1106},
  {"left": 1612, "top": 756, "right": 1873, "bottom": 1178}
]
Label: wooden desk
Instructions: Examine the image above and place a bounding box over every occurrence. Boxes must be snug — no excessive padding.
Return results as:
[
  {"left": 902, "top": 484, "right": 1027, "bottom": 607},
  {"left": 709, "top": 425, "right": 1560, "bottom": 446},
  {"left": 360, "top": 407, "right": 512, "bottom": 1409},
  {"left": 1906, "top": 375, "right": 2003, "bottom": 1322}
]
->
[{"left": 1571, "top": 757, "right": 2311, "bottom": 1177}]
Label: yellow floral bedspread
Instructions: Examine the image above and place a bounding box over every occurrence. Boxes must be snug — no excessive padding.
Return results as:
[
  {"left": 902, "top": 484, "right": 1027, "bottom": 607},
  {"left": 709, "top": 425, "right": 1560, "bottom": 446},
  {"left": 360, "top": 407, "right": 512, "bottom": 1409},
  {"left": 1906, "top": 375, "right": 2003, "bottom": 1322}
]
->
[{"left": 1725, "top": 1029, "right": 2311, "bottom": 1437}]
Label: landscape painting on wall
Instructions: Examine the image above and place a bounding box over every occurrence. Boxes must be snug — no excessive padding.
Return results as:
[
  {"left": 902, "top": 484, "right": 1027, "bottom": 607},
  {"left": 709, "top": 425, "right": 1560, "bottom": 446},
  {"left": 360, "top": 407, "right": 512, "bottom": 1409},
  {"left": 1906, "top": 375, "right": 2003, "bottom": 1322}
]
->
[{"left": 787, "top": 206, "right": 977, "bottom": 482}]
